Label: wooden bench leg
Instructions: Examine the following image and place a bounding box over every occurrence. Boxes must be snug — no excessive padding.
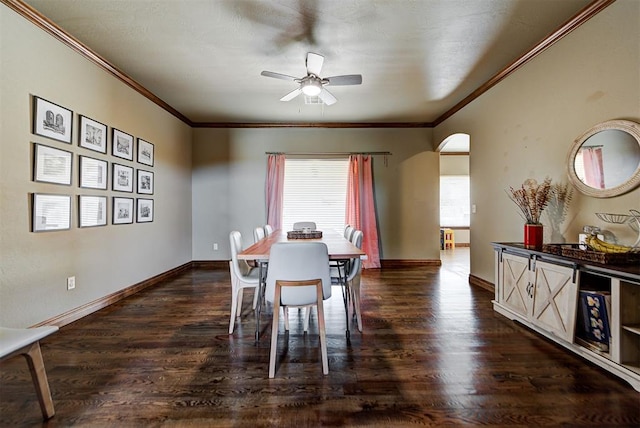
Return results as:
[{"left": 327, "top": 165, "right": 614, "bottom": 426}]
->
[{"left": 22, "top": 342, "right": 55, "bottom": 420}]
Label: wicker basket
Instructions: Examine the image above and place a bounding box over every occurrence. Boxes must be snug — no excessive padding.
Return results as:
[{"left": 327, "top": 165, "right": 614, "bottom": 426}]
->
[
  {"left": 541, "top": 244, "right": 573, "bottom": 256},
  {"left": 560, "top": 246, "right": 640, "bottom": 265},
  {"left": 287, "top": 230, "right": 323, "bottom": 239}
]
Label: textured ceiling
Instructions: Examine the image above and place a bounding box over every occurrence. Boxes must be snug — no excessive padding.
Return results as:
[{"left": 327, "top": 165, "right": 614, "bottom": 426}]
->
[{"left": 22, "top": 0, "right": 593, "bottom": 124}]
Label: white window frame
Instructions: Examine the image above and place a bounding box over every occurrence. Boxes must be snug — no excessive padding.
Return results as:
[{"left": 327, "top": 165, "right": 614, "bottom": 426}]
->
[{"left": 440, "top": 175, "right": 470, "bottom": 227}]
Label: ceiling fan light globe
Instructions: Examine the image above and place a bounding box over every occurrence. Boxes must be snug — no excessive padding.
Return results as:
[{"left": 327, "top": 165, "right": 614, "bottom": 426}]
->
[{"left": 301, "top": 81, "right": 322, "bottom": 96}]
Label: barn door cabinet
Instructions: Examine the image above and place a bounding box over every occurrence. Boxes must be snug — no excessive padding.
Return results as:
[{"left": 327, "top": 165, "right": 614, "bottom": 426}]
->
[{"left": 493, "top": 243, "right": 640, "bottom": 392}]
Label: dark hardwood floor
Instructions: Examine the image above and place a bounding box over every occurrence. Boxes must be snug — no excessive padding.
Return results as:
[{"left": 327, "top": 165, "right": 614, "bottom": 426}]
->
[{"left": 1, "top": 249, "right": 639, "bottom": 426}]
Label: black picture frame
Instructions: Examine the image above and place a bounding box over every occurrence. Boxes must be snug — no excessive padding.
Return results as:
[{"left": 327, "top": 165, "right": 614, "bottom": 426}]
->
[
  {"left": 137, "top": 169, "right": 154, "bottom": 195},
  {"left": 112, "top": 163, "right": 134, "bottom": 193},
  {"left": 33, "top": 143, "right": 73, "bottom": 186},
  {"left": 136, "top": 198, "right": 154, "bottom": 223},
  {"left": 137, "top": 138, "right": 154, "bottom": 166},
  {"left": 79, "top": 115, "right": 108, "bottom": 153},
  {"left": 112, "top": 197, "right": 134, "bottom": 225},
  {"left": 78, "top": 195, "right": 107, "bottom": 228},
  {"left": 79, "top": 155, "right": 108, "bottom": 190},
  {"left": 112, "top": 128, "right": 134, "bottom": 161},
  {"left": 32, "top": 193, "right": 72, "bottom": 232},
  {"left": 32, "top": 96, "right": 73, "bottom": 144}
]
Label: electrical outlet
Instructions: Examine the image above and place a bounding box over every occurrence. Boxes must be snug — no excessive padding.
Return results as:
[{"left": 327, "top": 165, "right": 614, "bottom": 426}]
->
[
  {"left": 213, "top": 243, "right": 219, "bottom": 251},
  {"left": 67, "top": 276, "right": 76, "bottom": 290}
]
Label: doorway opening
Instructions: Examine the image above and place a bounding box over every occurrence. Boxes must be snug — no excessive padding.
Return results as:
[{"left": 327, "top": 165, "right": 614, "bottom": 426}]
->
[{"left": 437, "top": 133, "right": 470, "bottom": 270}]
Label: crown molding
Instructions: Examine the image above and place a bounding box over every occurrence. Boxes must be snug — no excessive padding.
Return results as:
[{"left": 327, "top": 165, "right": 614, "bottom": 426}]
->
[
  {"left": 3, "top": 0, "right": 615, "bottom": 129},
  {"left": 432, "top": 0, "right": 616, "bottom": 126}
]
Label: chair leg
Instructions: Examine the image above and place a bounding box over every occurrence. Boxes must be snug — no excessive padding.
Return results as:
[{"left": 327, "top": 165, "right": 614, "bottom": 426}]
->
[
  {"left": 351, "top": 275, "right": 362, "bottom": 332},
  {"left": 283, "top": 307, "right": 289, "bottom": 331},
  {"left": 229, "top": 263, "right": 238, "bottom": 334},
  {"left": 316, "top": 284, "right": 329, "bottom": 375},
  {"left": 229, "top": 288, "right": 237, "bottom": 334},
  {"left": 22, "top": 342, "right": 55, "bottom": 420},
  {"left": 269, "top": 285, "right": 282, "bottom": 378},
  {"left": 252, "top": 284, "right": 259, "bottom": 309},
  {"left": 237, "top": 288, "right": 244, "bottom": 316},
  {"left": 303, "top": 305, "right": 311, "bottom": 332}
]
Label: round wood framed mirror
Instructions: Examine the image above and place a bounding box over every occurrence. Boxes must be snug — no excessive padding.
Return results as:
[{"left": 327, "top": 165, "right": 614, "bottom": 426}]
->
[{"left": 567, "top": 119, "right": 640, "bottom": 198}]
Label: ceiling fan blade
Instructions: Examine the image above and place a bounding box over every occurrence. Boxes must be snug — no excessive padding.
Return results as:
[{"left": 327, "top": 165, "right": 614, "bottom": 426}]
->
[
  {"left": 261, "top": 71, "right": 298, "bottom": 81},
  {"left": 325, "top": 74, "right": 363, "bottom": 86},
  {"left": 280, "top": 88, "right": 302, "bottom": 101},
  {"left": 306, "top": 52, "right": 324, "bottom": 76},
  {"left": 318, "top": 88, "right": 337, "bottom": 105}
]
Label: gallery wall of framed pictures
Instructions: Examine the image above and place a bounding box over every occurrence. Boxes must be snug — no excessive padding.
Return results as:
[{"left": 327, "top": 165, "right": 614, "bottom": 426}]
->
[{"left": 29, "top": 95, "right": 155, "bottom": 231}]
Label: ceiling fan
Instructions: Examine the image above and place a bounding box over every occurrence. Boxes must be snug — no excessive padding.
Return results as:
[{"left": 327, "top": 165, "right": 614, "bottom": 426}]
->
[{"left": 260, "top": 52, "right": 362, "bottom": 106}]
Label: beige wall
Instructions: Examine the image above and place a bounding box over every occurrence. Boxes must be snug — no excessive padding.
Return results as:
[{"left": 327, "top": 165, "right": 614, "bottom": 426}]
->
[
  {"left": 0, "top": 7, "right": 193, "bottom": 327},
  {"left": 3, "top": 0, "right": 639, "bottom": 328},
  {"left": 434, "top": 0, "right": 640, "bottom": 283},
  {"left": 192, "top": 127, "right": 440, "bottom": 262}
]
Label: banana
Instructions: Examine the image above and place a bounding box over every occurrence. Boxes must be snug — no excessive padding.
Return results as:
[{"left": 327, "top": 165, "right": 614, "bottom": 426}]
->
[{"left": 585, "top": 235, "right": 633, "bottom": 253}]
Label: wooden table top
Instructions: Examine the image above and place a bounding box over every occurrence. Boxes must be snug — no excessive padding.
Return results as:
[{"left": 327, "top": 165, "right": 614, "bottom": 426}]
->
[{"left": 237, "top": 229, "right": 366, "bottom": 260}]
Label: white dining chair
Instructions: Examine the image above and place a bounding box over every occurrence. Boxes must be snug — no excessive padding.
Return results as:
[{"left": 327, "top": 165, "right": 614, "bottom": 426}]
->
[
  {"left": 265, "top": 242, "right": 331, "bottom": 378},
  {"left": 253, "top": 226, "right": 265, "bottom": 243},
  {"left": 346, "top": 230, "right": 364, "bottom": 332},
  {"left": 343, "top": 224, "right": 355, "bottom": 241},
  {"left": 228, "top": 231, "right": 260, "bottom": 334},
  {"left": 264, "top": 224, "right": 274, "bottom": 236},
  {"left": 292, "top": 221, "right": 317, "bottom": 231},
  {"left": 329, "top": 230, "right": 364, "bottom": 333}
]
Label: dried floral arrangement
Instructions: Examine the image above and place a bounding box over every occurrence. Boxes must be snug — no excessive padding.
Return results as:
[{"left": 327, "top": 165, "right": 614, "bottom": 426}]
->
[{"left": 506, "top": 177, "right": 553, "bottom": 225}]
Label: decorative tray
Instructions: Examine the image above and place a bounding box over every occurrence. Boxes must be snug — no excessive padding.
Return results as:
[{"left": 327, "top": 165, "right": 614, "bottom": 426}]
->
[
  {"left": 287, "top": 230, "right": 323, "bottom": 239},
  {"left": 543, "top": 243, "right": 640, "bottom": 264}
]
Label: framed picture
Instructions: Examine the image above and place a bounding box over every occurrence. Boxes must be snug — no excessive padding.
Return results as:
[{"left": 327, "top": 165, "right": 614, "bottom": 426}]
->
[
  {"left": 32, "top": 96, "right": 73, "bottom": 144},
  {"left": 79, "top": 156, "right": 108, "bottom": 190},
  {"left": 79, "top": 115, "right": 107, "bottom": 153},
  {"left": 112, "top": 128, "right": 134, "bottom": 160},
  {"left": 32, "top": 193, "right": 71, "bottom": 232},
  {"left": 33, "top": 143, "right": 72, "bottom": 185},
  {"left": 137, "top": 169, "right": 154, "bottom": 195},
  {"left": 137, "top": 138, "right": 154, "bottom": 166},
  {"left": 137, "top": 198, "right": 154, "bottom": 223},
  {"left": 78, "top": 195, "right": 107, "bottom": 228},
  {"left": 112, "top": 197, "right": 134, "bottom": 224},
  {"left": 112, "top": 163, "right": 133, "bottom": 192}
]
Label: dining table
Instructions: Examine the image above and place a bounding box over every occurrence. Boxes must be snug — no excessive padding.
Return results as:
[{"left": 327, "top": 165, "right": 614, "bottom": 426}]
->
[{"left": 237, "top": 229, "right": 366, "bottom": 342}]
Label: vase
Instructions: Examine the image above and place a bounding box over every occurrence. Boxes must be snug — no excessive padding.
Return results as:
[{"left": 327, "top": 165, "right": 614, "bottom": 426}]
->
[{"left": 524, "top": 224, "right": 543, "bottom": 249}]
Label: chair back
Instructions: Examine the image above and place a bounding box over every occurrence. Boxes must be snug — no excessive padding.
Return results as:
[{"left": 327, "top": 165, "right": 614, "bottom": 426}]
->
[
  {"left": 253, "top": 226, "right": 265, "bottom": 243},
  {"left": 347, "top": 230, "right": 363, "bottom": 281},
  {"left": 266, "top": 242, "right": 331, "bottom": 306},
  {"left": 293, "top": 221, "right": 317, "bottom": 231},
  {"left": 344, "top": 225, "right": 355, "bottom": 241},
  {"left": 229, "top": 231, "right": 251, "bottom": 277},
  {"left": 264, "top": 224, "right": 274, "bottom": 236}
]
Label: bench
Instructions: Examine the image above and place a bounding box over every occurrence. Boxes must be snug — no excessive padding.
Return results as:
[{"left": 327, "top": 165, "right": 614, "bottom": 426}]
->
[{"left": 0, "top": 326, "right": 58, "bottom": 420}]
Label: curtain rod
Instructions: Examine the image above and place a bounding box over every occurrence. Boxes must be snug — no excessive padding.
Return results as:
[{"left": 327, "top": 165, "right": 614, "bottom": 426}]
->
[{"left": 265, "top": 151, "right": 392, "bottom": 156}]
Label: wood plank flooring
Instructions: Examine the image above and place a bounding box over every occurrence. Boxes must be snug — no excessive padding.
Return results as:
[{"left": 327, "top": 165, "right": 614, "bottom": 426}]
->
[{"left": 1, "top": 249, "right": 639, "bottom": 426}]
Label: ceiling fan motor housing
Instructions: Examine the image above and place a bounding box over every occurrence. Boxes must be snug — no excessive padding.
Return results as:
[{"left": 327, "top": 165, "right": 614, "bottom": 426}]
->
[{"left": 301, "top": 77, "right": 322, "bottom": 96}]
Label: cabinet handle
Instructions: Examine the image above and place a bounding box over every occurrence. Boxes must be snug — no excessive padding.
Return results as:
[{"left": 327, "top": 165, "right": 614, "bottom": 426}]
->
[{"left": 526, "top": 282, "right": 534, "bottom": 298}]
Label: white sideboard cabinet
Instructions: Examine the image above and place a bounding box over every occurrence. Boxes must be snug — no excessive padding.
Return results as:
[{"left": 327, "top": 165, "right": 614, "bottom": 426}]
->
[{"left": 493, "top": 243, "right": 640, "bottom": 392}]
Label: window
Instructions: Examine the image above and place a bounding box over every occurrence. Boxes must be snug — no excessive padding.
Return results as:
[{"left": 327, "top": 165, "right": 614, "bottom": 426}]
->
[
  {"left": 440, "top": 175, "right": 470, "bottom": 227},
  {"left": 282, "top": 158, "right": 349, "bottom": 233}
]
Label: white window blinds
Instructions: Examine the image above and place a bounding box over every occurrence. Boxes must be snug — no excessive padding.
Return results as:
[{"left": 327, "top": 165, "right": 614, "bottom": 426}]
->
[{"left": 282, "top": 158, "right": 349, "bottom": 233}]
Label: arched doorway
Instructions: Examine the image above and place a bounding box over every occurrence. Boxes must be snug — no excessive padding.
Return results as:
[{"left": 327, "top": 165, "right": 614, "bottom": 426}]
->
[{"left": 437, "top": 133, "right": 470, "bottom": 271}]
